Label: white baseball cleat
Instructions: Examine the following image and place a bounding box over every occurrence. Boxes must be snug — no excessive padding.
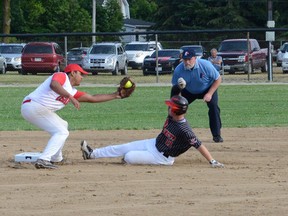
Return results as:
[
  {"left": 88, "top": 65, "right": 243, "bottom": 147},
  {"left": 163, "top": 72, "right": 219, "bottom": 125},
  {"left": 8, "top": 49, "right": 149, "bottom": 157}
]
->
[{"left": 34, "top": 159, "right": 58, "bottom": 169}]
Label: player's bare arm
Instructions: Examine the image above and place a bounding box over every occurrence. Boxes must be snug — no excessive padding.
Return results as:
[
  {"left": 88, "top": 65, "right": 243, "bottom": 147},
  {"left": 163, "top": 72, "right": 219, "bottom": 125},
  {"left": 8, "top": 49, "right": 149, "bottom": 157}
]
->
[
  {"left": 50, "top": 80, "right": 80, "bottom": 109},
  {"left": 77, "top": 92, "right": 121, "bottom": 103},
  {"left": 197, "top": 145, "right": 213, "bottom": 162}
]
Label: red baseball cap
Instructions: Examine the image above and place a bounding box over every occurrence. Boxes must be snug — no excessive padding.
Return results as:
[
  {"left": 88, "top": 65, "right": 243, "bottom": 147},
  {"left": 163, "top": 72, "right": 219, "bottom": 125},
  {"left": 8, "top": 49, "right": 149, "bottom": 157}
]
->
[{"left": 64, "top": 64, "right": 88, "bottom": 75}]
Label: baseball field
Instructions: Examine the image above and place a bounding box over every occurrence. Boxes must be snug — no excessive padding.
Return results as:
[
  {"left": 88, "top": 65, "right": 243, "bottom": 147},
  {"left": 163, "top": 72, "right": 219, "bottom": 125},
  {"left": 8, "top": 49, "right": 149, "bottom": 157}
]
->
[{"left": 0, "top": 69, "right": 287, "bottom": 216}]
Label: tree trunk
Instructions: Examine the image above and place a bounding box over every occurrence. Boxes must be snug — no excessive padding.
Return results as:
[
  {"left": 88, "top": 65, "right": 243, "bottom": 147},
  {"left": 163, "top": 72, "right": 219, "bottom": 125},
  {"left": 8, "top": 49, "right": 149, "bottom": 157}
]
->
[{"left": 2, "top": 0, "right": 11, "bottom": 43}]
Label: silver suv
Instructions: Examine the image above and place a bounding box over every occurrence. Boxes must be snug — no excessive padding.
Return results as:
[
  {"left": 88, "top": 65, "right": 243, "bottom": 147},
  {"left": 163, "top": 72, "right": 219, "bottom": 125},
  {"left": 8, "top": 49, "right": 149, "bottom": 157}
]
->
[
  {"left": 125, "top": 41, "right": 163, "bottom": 69},
  {"left": 0, "top": 43, "right": 26, "bottom": 73},
  {"left": 83, "top": 42, "right": 128, "bottom": 75}
]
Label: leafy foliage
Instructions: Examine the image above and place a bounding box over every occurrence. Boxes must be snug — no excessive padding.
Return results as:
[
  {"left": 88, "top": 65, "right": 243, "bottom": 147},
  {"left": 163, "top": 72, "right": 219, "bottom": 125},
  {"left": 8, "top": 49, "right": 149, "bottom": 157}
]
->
[{"left": 1, "top": 0, "right": 288, "bottom": 44}]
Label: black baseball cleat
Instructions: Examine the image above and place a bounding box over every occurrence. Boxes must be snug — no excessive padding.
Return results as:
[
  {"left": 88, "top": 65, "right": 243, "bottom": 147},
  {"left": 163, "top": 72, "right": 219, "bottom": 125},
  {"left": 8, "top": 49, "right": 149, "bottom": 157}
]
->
[
  {"left": 80, "top": 140, "right": 93, "bottom": 160},
  {"left": 213, "top": 135, "right": 224, "bottom": 143}
]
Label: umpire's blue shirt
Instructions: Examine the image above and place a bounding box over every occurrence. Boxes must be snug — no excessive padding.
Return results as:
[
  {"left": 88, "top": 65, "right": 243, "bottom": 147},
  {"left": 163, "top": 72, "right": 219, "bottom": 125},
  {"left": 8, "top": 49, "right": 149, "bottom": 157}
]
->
[{"left": 172, "top": 59, "right": 220, "bottom": 94}]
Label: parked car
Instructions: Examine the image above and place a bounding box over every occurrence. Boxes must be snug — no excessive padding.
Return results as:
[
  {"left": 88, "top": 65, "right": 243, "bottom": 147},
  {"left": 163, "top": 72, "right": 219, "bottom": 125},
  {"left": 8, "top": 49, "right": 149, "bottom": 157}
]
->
[
  {"left": 180, "top": 45, "right": 207, "bottom": 59},
  {"left": 142, "top": 49, "right": 181, "bottom": 75},
  {"left": 82, "top": 42, "right": 128, "bottom": 75},
  {"left": 0, "top": 54, "right": 6, "bottom": 74},
  {"left": 21, "top": 42, "right": 66, "bottom": 75},
  {"left": 125, "top": 41, "right": 163, "bottom": 69},
  {"left": 281, "top": 52, "right": 288, "bottom": 73},
  {"left": 276, "top": 42, "right": 288, "bottom": 67},
  {"left": 67, "top": 47, "right": 89, "bottom": 66},
  {"left": 0, "top": 43, "right": 25, "bottom": 73},
  {"left": 217, "top": 39, "right": 267, "bottom": 74}
]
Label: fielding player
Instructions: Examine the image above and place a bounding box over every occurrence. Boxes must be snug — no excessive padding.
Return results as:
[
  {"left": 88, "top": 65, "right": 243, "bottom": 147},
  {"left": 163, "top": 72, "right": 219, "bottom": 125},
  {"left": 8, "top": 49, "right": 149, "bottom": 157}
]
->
[
  {"left": 21, "top": 64, "right": 124, "bottom": 169},
  {"left": 80, "top": 95, "right": 224, "bottom": 168}
]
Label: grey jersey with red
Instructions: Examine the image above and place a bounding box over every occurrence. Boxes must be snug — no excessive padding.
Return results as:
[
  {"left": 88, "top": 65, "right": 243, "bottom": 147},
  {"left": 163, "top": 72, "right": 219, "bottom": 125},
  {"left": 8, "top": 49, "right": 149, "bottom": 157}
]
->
[{"left": 155, "top": 116, "right": 201, "bottom": 157}]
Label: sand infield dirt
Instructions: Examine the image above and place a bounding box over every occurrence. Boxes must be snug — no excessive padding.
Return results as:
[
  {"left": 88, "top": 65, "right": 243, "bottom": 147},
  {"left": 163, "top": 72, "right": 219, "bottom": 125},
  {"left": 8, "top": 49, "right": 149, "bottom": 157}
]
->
[{"left": 0, "top": 127, "right": 287, "bottom": 216}]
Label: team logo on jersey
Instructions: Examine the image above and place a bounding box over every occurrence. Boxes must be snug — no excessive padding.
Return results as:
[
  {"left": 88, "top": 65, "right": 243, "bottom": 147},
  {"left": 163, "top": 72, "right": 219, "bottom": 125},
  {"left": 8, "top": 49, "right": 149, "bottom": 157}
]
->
[
  {"left": 56, "top": 96, "right": 70, "bottom": 105},
  {"left": 163, "top": 128, "right": 175, "bottom": 148}
]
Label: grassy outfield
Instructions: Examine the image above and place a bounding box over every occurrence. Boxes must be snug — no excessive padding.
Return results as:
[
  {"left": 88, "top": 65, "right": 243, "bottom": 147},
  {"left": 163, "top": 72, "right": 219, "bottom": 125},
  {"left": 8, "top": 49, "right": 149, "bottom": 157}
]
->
[{"left": 1, "top": 84, "right": 287, "bottom": 131}]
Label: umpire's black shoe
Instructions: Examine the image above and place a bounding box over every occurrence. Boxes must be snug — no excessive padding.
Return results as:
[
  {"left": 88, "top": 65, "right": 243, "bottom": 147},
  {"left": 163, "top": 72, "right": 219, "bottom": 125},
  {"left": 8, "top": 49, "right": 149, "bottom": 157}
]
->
[
  {"left": 80, "top": 140, "right": 93, "bottom": 160},
  {"left": 213, "top": 136, "right": 224, "bottom": 143}
]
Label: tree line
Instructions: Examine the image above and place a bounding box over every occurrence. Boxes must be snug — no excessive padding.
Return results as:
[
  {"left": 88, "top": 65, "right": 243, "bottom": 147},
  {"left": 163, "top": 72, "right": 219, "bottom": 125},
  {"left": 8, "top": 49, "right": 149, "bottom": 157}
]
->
[{"left": 1, "top": 0, "right": 288, "bottom": 45}]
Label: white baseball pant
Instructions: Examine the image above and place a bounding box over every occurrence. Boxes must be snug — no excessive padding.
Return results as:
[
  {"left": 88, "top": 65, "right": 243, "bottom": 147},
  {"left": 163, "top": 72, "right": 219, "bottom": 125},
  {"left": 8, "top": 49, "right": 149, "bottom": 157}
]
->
[
  {"left": 21, "top": 100, "right": 69, "bottom": 162},
  {"left": 91, "top": 138, "right": 175, "bottom": 165}
]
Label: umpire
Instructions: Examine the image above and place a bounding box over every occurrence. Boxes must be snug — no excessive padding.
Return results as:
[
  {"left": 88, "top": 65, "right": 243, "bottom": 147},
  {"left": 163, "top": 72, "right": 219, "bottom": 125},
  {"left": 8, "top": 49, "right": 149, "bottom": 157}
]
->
[{"left": 171, "top": 47, "right": 223, "bottom": 143}]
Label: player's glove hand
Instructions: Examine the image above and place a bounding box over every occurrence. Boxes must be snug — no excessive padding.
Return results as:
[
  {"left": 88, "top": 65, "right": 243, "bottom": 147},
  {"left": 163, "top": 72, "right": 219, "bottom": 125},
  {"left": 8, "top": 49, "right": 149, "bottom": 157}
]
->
[
  {"left": 117, "top": 77, "right": 136, "bottom": 99},
  {"left": 209, "top": 159, "right": 224, "bottom": 168},
  {"left": 178, "top": 77, "right": 186, "bottom": 89}
]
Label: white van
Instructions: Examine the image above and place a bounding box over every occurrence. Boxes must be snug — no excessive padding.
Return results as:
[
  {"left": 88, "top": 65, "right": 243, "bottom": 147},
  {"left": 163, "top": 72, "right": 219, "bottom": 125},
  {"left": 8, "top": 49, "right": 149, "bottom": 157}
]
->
[{"left": 125, "top": 41, "right": 163, "bottom": 69}]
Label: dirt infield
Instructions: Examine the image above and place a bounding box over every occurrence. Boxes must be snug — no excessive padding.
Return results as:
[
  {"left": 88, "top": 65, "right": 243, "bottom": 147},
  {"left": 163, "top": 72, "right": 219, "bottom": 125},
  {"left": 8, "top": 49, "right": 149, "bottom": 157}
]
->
[{"left": 0, "top": 128, "right": 287, "bottom": 216}]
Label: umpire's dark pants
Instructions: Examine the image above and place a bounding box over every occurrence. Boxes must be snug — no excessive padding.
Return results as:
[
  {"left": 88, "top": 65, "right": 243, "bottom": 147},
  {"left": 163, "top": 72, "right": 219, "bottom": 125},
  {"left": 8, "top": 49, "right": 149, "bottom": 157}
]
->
[{"left": 181, "top": 88, "right": 222, "bottom": 137}]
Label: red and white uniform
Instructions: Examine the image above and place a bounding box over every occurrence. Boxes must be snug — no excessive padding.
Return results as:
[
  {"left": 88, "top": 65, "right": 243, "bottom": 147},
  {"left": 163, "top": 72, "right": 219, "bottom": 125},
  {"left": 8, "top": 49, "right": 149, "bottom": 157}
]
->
[{"left": 21, "top": 73, "right": 85, "bottom": 162}]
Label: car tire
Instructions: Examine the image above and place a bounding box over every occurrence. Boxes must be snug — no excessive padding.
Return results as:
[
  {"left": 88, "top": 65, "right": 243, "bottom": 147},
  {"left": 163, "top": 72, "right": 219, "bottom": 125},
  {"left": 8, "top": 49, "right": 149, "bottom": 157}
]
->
[
  {"left": 142, "top": 68, "right": 148, "bottom": 76},
  {"left": 228, "top": 70, "right": 235, "bottom": 74},
  {"left": 21, "top": 69, "right": 28, "bottom": 75},
  {"left": 112, "top": 63, "right": 119, "bottom": 76},
  {"left": 261, "top": 61, "right": 268, "bottom": 72},
  {"left": 121, "top": 62, "right": 128, "bottom": 75},
  {"left": 0, "top": 64, "right": 6, "bottom": 74}
]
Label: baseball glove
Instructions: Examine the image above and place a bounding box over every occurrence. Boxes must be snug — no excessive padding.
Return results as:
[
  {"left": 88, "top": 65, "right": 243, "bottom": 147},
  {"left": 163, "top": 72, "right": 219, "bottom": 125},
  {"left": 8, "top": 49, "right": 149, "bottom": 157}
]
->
[{"left": 118, "top": 77, "right": 136, "bottom": 98}]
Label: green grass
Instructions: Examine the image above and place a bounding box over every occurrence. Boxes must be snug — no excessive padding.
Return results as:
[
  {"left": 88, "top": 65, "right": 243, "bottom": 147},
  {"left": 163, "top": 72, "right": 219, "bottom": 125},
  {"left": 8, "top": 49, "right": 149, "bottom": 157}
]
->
[{"left": 1, "top": 84, "right": 288, "bottom": 131}]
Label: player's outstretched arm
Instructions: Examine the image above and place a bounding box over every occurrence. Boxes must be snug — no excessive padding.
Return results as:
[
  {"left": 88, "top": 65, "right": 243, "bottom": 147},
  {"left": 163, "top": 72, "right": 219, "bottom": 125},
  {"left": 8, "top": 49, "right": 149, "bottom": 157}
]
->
[
  {"left": 197, "top": 145, "right": 224, "bottom": 168},
  {"left": 77, "top": 92, "right": 121, "bottom": 103}
]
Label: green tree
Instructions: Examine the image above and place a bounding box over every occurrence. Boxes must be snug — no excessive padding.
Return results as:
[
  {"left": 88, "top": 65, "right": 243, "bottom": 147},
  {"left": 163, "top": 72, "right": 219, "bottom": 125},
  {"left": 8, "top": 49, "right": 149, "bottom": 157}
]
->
[
  {"left": 2, "top": 0, "right": 11, "bottom": 43},
  {"left": 129, "top": 0, "right": 157, "bottom": 22}
]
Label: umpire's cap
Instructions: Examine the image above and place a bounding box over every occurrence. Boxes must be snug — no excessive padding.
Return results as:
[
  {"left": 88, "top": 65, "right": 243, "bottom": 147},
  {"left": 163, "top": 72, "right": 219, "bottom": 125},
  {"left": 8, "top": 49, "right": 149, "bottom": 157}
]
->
[
  {"left": 165, "top": 95, "right": 188, "bottom": 115},
  {"left": 181, "top": 48, "right": 196, "bottom": 59}
]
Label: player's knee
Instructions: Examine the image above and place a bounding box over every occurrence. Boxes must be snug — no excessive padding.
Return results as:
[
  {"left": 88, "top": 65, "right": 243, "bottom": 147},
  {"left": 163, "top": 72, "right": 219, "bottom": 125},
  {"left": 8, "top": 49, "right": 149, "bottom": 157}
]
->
[
  {"left": 123, "top": 152, "right": 135, "bottom": 164},
  {"left": 58, "top": 128, "right": 69, "bottom": 138}
]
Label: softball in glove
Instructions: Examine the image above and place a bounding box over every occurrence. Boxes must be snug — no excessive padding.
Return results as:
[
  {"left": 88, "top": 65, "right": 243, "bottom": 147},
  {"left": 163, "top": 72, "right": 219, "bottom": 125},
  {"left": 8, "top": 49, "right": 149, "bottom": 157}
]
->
[{"left": 118, "top": 77, "right": 136, "bottom": 98}]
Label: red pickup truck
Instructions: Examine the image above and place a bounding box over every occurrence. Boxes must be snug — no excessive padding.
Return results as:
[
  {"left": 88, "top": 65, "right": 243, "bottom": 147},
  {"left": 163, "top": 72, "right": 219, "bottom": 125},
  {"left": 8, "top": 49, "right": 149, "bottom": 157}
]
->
[{"left": 218, "top": 39, "right": 268, "bottom": 74}]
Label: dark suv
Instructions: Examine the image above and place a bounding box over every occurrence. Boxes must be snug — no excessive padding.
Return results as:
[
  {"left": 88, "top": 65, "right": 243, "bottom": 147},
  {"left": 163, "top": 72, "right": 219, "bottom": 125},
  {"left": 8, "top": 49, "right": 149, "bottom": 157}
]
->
[{"left": 21, "top": 42, "right": 66, "bottom": 75}]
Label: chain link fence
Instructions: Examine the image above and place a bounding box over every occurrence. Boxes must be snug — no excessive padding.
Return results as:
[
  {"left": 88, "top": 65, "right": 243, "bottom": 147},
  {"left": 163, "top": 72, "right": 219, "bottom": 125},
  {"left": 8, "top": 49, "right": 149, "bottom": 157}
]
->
[{"left": 1, "top": 28, "right": 288, "bottom": 84}]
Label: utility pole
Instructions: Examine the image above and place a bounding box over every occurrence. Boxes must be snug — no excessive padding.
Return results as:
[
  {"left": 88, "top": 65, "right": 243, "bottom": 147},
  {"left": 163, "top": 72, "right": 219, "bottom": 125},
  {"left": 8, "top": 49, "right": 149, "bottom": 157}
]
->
[
  {"left": 92, "top": 0, "right": 96, "bottom": 44},
  {"left": 266, "top": 0, "right": 274, "bottom": 82}
]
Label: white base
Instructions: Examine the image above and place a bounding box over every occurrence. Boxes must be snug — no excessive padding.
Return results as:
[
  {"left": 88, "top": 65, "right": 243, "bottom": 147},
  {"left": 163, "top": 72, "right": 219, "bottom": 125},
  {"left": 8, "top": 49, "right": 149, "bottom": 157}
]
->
[{"left": 14, "top": 152, "right": 41, "bottom": 162}]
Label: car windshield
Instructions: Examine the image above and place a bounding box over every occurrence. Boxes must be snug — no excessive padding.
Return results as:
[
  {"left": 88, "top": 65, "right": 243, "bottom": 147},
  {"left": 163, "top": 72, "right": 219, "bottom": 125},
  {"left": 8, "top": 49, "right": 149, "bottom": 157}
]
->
[
  {"left": 125, "top": 44, "right": 149, "bottom": 51},
  {"left": 68, "top": 49, "right": 86, "bottom": 56},
  {"left": 0, "top": 45, "right": 23, "bottom": 54},
  {"left": 181, "top": 46, "right": 203, "bottom": 53},
  {"left": 151, "top": 50, "right": 179, "bottom": 58},
  {"left": 24, "top": 45, "right": 53, "bottom": 54},
  {"left": 90, "top": 45, "right": 115, "bottom": 54},
  {"left": 280, "top": 44, "right": 288, "bottom": 52},
  {"left": 218, "top": 41, "right": 248, "bottom": 52}
]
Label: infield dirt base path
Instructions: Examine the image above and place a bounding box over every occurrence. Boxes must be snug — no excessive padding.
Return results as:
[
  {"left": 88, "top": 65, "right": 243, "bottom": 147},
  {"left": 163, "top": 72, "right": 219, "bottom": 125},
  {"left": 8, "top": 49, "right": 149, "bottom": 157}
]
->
[{"left": 0, "top": 127, "right": 287, "bottom": 216}]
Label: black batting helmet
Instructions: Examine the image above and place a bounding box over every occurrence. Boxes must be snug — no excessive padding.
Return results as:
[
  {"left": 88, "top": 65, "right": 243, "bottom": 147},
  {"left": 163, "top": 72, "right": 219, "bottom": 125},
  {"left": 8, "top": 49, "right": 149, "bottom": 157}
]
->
[{"left": 165, "top": 95, "right": 188, "bottom": 115}]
